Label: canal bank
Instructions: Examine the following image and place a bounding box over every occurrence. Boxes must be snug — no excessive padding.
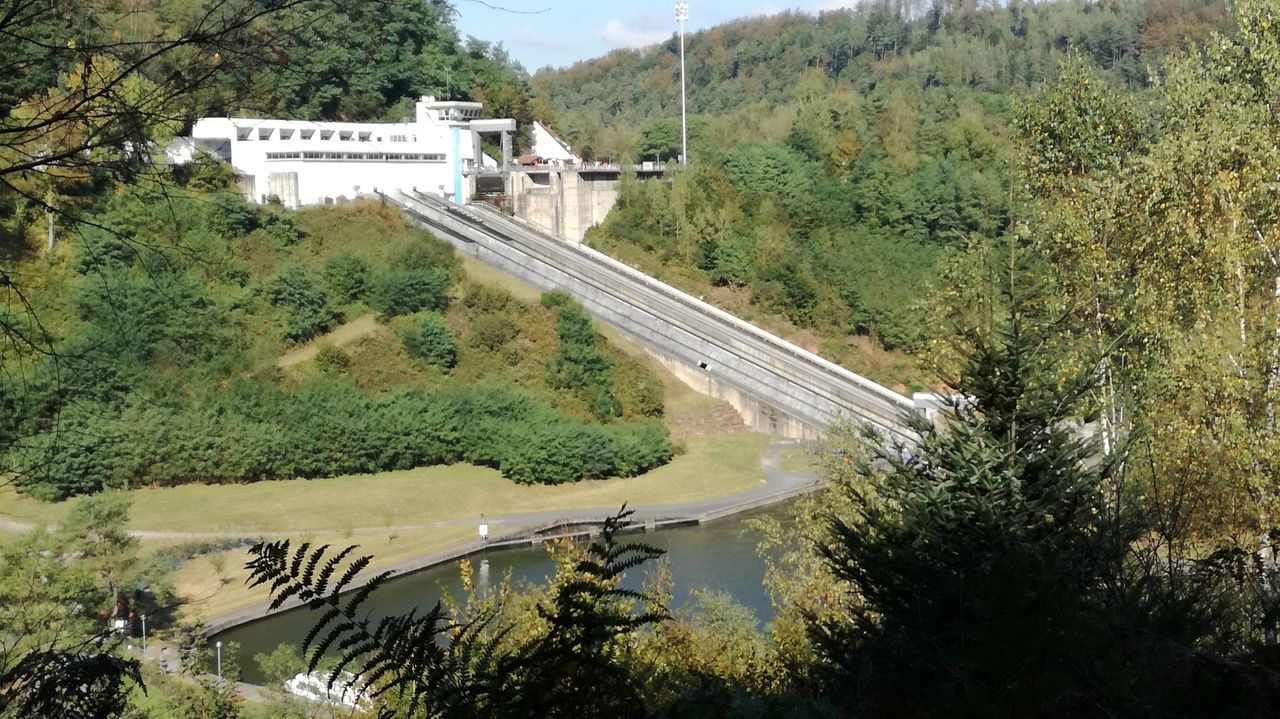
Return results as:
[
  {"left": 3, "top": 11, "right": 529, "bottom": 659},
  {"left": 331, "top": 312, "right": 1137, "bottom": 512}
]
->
[
  {"left": 217, "top": 501, "right": 798, "bottom": 685},
  {"left": 203, "top": 440, "right": 819, "bottom": 637}
]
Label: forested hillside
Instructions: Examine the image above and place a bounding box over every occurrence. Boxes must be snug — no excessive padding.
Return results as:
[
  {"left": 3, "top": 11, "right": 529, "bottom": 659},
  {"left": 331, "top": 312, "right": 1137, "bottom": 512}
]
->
[
  {"left": 3, "top": 163, "right": 671, "bottom": 501},
  {"left": 532, "top": 0, "right": 1231, "bottom": 384}
]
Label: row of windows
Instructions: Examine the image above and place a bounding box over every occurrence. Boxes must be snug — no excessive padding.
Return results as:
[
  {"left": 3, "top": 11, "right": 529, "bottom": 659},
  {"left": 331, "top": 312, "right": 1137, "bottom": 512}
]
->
[
  {"left": 265, "top": 151, "right": 446, "bottom": 162},
  {"left": 238, "top": 128, "right": 417, "bottom": 143}
]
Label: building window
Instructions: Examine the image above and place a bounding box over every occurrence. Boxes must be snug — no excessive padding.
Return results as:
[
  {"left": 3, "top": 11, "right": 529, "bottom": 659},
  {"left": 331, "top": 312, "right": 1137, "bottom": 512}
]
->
[
  {"left": 300, "top": 129, "right": 315, "bottom": 140},
  {"left": 320, "top": 130, "right": 334, "bottom": 141},
  {"left": 236, "top": 127, "right": 251, "bottom": 141},
  {"left": 258, "top": 128, "right": 272, "bottom": 140}
]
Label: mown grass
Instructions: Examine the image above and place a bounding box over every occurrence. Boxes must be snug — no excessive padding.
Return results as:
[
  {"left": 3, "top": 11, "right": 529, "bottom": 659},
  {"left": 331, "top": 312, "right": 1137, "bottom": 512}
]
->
[
  {"left": 0, "top": 432, "right": 772, "bottom": 536},
  {"left": 169, "top": 525, "right": 477, "bottom": 623}
]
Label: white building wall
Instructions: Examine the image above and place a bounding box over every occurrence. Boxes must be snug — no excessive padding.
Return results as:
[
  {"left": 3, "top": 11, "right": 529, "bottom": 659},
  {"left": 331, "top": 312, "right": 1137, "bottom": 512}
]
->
[
  {"left": 531, "top": 121, "right": 579, "bottom": 164},
  {"left": 191, "top": 97, "right": 503, "bottom": 208}
]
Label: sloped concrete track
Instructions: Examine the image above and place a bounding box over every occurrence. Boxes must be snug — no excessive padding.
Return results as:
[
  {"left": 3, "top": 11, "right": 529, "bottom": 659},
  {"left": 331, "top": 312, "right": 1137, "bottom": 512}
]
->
[{"left": 382, "top": 190, "right": 916, "bottom": 441}]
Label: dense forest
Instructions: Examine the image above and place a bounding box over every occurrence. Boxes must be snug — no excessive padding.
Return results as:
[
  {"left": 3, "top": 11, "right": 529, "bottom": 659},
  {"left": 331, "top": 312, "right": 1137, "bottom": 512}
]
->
[{"left": 531, "top": 0, "right": 1231, "bottom": 382}]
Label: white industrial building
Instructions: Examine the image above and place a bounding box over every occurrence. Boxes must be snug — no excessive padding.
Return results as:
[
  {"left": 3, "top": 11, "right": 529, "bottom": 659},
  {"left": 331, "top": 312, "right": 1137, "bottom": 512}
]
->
[
  {"left": 189, "top": 96, "right": 516, "bottom": 208},
  {"left": 530, "top": 121, "right": 581, "bottom": 166}
]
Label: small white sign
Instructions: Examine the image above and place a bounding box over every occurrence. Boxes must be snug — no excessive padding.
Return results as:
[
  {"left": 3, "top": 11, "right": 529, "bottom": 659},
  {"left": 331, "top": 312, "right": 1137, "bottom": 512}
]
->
[{"left": 478, "top": 524, "right": 489, "bottom": 540}]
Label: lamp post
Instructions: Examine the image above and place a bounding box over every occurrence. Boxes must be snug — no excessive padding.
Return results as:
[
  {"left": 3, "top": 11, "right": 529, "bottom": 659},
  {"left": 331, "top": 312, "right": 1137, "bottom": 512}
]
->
[
  {"left": 675, "top": 2, "right": 689, "bottom": 165},
  {"left": 215, "top": 640, "right": 223, "bottom": 679},
  {"left": 140, "top": 614, "right": 147, "bottom": 653}
]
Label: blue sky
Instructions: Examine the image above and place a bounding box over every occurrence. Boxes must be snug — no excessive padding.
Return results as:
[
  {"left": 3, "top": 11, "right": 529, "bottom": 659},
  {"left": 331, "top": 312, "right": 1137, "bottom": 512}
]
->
[{"left": 451, "top": 0, "right": 855, "bottom": 72}]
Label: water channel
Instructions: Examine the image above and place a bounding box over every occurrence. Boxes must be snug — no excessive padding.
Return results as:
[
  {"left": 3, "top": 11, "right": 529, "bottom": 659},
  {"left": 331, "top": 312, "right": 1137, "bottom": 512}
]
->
[{"left": 216, "top": 504, "right": 791, "bottom": 685}]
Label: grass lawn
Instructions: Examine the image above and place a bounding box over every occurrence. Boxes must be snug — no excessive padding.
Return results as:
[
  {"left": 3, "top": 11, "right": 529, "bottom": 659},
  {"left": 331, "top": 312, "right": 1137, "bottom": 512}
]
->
[
  {"left": 168, "top": 525, "right": 478, "bottom": 623},
  {"left": 0, "top": 432, "right": 772, "bottom": 536}
]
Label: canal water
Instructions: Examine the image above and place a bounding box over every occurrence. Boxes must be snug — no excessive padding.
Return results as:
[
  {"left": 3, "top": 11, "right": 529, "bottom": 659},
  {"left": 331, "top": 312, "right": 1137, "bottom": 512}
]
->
[{"left": 216, "top": 505, "right": 791, "bottom": 685}]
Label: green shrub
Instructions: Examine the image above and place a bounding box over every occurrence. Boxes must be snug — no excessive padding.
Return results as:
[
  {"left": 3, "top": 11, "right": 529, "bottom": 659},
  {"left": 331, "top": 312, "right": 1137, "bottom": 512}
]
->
[
  {"left": 205, "top": 191, "right": 255, "bottom": 239},
  {"left": 264, "top": 264, "right": 340, "bottom": 343},
  {"left": 388, "top": 237, "right": 457, "bottom": 275},
  {"left": 314, "top": 344, "right": 352, "bottom": 374},
  {"left": 12, "top": 381, "right": 674, "bottom": 497},
  {"left": 462, "top": 282, "right": 517, "bottom": 313},
  {"left": 539, "top": 290, "right": 573, "bottom": 308},
  {"left": 469, "top": 312, "right": 519, "bottom": 351},
  {"left": 403, "top": 314, "right": 457, "bottom": 369},
  {"left": 257, "top": 207, "right": 303, "bottom": 245},
  {"left": 371, "top": 269, "right": 450, "bottom": 319},
  {"left": 323, "top": 252, "right": 372, "bottom": 302}
]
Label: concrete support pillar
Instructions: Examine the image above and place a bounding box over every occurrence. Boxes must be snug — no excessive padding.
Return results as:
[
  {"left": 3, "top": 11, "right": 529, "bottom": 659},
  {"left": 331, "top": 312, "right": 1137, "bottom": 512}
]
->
[
  {"left": 472, "top": 132, "right": 483, "bottom": 173},
  {"left": 501, "top": 131, "right": 512, "bottom": 170}
]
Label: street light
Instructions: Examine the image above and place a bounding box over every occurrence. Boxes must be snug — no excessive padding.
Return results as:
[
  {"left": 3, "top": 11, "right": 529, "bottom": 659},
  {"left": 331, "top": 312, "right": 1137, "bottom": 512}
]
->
[
  {"left": 215, "top": 640, "right": 223, "bottom": 679},
  {"left": 675, "top": 2, "right": 689, "bottom": 165},
  {"left": 140, "top": 614, "right": 147, "bottom": 653}
]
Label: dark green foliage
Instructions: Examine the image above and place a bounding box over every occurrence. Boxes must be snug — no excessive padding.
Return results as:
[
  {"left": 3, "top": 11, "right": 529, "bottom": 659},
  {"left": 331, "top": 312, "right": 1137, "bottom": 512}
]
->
[
  {"left": 15, "top": 381, "right": 672, "bottom": 498},
  {"left": 205, "top": 191, "right": 256, "bottom": 240},
  {"left": 539, "top": 289, "right": 573, "bottom": 308},
  {"left": 812, "top": 275, "right": 1280, "bottom": 716},
  {"left": 549, "top": 303, "right": 620, "bottom": 421},
  {"left": 371, "top": 269, "right": 451, "bottom": 319},
  {"left": 73, "top": 268, "right": 230, "bottom": 367},
  {"left": 256, "top": 206, "right": 303, "bottom": 246},
  {"left": 388, "top": 237, "right": 459, "bottom": 277},
  {"left": 323, "top": 252, "right": 372, "bottom": 303},
  {"left": 244, "top": 507, "right": 667, "bottom": 719},
  {"left": 264, "top": 264, "right": 340, "bottom": 343},
  {"left": 0, "top": 648, "right": 142, "bottom": 719},
  {"left": 403, "top": 314, "right": 457, "bottom": 370}
]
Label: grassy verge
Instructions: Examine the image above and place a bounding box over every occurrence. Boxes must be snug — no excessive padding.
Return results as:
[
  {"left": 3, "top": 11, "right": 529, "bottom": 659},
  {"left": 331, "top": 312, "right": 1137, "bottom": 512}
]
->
[
  {"left": 168, "top": 525, "right": 478, "bottom": 623},
  {"left": 0, "top": 432, "right": 771, "bottom": 535}
]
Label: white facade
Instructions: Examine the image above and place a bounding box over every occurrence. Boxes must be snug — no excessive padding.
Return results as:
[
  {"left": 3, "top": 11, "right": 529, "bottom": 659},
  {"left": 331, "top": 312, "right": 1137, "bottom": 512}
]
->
[
  {"left": 191, "top": 97, "right": 514, "bottom": 208},
  {"left": 531, "top": 121, "right": 580, "bottom": 165}
]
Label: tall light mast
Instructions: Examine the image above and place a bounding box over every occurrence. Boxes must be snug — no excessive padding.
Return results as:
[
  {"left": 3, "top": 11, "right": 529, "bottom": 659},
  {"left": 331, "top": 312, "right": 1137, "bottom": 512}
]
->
[{"left": 675, "top": 2, "right": 689, "bottom": 166}]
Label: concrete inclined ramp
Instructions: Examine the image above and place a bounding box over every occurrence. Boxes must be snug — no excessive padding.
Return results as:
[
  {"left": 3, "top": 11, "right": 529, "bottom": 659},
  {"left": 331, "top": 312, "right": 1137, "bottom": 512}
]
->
[{"left": 381, "top": 189, "right": 916, "bottom": 441}]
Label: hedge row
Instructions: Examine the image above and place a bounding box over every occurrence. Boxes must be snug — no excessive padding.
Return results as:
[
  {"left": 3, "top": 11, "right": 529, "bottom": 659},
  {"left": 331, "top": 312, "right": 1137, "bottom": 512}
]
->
[{"left": 17, "top": 382, "right": 674, "bottom": 500}]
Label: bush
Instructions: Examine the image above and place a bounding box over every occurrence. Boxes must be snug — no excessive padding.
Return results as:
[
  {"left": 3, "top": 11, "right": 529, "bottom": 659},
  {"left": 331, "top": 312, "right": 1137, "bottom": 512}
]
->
[
  {"left": 388, "top": 238, "right": 457, "bottom": 275},
  {"left": 371, "top": 269, "right": 451, "bottom": 319},
  {"left": 462, "top": 282, "right": 516, "bottom": 313},
  {"left": 257, "top": 207, "right": 303, "bottom": 245},
  {"left": 322, "top": 253, "right": 371, "bottom": 303},
  {"left": 403, "top": 314, "right": 457, "bottom": 369},
  {"left": 12, "top": 381, "right": 674, "bottom": 497},
  {"left": 469, "top": 312, "right": 519, "bottom": 351},
  {"left": 314, "top": 344, "right": 351, "bottom": 374},
  {"left": 264, "top": 264, "right": 340, "bottom": 343},
  {"left": 539, "top": 290, "right": 573, "bottom": 308}
]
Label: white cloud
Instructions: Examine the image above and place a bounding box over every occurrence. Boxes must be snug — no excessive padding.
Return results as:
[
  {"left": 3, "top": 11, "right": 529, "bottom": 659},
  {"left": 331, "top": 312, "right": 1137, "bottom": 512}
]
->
[{"left": 597, "top": 17, "right": 670, "bottom": 49}]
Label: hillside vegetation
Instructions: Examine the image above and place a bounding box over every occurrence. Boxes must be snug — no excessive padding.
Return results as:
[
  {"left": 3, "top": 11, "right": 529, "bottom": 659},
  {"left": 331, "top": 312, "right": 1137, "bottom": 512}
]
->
[
  {"left": 533, "top": 0, "right": 1231, "bottom": 383},
  {"left": 4, "top": 167, "right": 672, "bottom": 501}
]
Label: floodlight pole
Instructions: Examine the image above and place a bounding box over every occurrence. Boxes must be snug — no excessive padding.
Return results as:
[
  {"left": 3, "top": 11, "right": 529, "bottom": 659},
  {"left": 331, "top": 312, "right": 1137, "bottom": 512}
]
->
[{"left": 675, "top": 2, "right": 689, "bottom": 165}]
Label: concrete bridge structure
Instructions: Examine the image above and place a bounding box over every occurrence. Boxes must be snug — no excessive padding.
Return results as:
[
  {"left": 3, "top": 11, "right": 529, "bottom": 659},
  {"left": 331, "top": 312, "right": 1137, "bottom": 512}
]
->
[
  {"left": 468, "top": 164, "right": 667, "bottom": 243},
  {"left": 382, "top": 190, "right": 920, "bottom": 441}
]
